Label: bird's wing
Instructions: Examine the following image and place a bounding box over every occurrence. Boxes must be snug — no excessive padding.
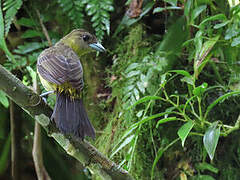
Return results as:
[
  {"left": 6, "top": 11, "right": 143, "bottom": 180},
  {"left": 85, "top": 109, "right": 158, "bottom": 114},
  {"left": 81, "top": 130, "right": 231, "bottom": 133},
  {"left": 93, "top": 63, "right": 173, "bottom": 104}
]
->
[{"left": 37, "top": 52, "right": 84, "bottom": 90}]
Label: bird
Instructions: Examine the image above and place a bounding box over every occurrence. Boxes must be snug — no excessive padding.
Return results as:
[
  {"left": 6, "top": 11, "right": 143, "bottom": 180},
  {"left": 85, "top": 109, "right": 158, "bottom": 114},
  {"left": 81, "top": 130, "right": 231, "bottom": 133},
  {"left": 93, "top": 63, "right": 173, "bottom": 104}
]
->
[{"left": 37, "top": 29, "right": 105, "bottom": 140}]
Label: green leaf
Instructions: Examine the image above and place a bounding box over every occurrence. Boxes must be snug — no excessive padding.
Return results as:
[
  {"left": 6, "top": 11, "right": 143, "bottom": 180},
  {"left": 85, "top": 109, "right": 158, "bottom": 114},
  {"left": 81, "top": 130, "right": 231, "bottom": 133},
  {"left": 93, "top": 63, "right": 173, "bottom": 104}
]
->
[
  {"left": 231, "top": 36, "right": 240, "bottom": 47},
  {"left": 125, "top": 63, "right": 139, "bottom": 73},
  {"left": 193, "top": 82, "right": 208, "bottom": 97},
  {"left": 205, "top": 91, "right": 240, "bottom": 119},
  {"left": 0, "top": 0, "right": 4, "bottom": 39},
  {"left": 198, "top": 35, "right": 219, "bottom": 62},
  {"left": 14, "top": 42, "right": 46, "bottom": 54},
  {"left": 17, "top": 17, "right": 36, "bottom": 27},
  {"left": 137, "top": 81, "right": 145, "bottom": 94},
  {"left": 196, "top": 162, "right": 219, "bottom": 174},
  {"left": 181, "top": 76, "right": 194, "bottom": 85},
  {"left": 126, "top": 70, "right": 140, "bottom": 78},
  {"left": 133, "top": 88, "right": 140, "bottom": 100},
  {"left": 111, "top": 135, "right": 135, "bottom": 158},
  {"left": 164, "top": 0, "right": 177, "bottom": 6},
  {"left": 0, "top": 90, "right": 9, "bottom": 108},
  {"left": 177, "top": 120, "right": 194, "bottom": 147},
  {"left": 136, "top": 110, "right": 143, "bottom": 118},
  {"left": 153, "top": 6, "right": 182, "bottom": 14},
  {"left": 111, "top": 125, "right": 137, "bottom": 158},
  {"left": 3, "top": 0, "right": 23, "bottom": 36},
  {"left": 199, "top": 14, "right": 227, "bottom": 28},
  {"left": 191, "top": 175, "right": 215, "bottom": 180},
  {"left": 156, "top": 117, "right": 178, "bottom": 128},
  {"left": 184, "top": 0, "right": 192, "bottom": 18},
  {"left": 151, "top": 148, "right": 164, "bottom": 179},
  {"left": 230, "top": 3, "right": 240, "bottom": 14},
  {"left": 21, "top": 30, "right": 43, "bottom": 39},
  {"left": 103, "top": 4, "right": 114, "bottom": 12},
  {"left": 0, "top": 0, "right": 15, "bottom": 62},
  {"left": 203, "top": 121, "right": 220, "bottom": 160},
  {"left": 213, "top": 20, "right": 230, "bottom": 29},
  {"left": 169, "top": 70, "right": 192, "bottom": 78},
  {"left": 123, "top": 85, "right": 134, "bottom": 93},
  {"left": 194, "top": 35, "right": 219, "bottom": 77},
  {"left": 133, "top": 113, "right": 178, "bottom": 129},
  {"left": 225, "top": 24, "right": 239, "bottom": 40},
  {"left": 191, "top": 5, "right": 207, "bottom": 24},
  {"left": 128, "top": 96, "right": 165, "bottom": 109},
  {"left": 26, "top": 66, "right": 37, "bottom": 82},
  {"left": 57, "top": 0, "right": 84, "bottom": 27}
]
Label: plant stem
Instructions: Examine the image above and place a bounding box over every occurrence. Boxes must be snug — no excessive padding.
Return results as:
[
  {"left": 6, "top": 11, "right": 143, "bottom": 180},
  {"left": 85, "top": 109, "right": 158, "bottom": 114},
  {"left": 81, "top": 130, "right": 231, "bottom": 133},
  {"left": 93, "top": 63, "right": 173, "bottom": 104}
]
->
[
  {"left": 197, "top": 97, "right": 203, "bottom": 126},
  {"left": 10, "top": 100, "right": 20, "bottom": 180}
]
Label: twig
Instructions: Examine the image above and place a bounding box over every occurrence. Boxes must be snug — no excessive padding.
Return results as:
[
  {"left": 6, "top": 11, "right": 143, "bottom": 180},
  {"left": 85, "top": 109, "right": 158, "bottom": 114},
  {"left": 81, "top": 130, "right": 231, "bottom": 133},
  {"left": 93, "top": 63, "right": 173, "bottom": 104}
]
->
[
  {"left": 31, "top": 9, "right": 52, "bottom": 180},
  {"left": 32, "top": 72, "right": 51, "bottom": 180},
  {"left": 10, "top": 100, "right": 20, "bottom": 180},
  {"left": 32, "top": 122, "right": 51, "bottom": 180},
  {"left": 0, "top": 64, "right": 134, "bottom": 180},
  {"left": 36, "top": 9, "right": 52, "bottom": 46}
]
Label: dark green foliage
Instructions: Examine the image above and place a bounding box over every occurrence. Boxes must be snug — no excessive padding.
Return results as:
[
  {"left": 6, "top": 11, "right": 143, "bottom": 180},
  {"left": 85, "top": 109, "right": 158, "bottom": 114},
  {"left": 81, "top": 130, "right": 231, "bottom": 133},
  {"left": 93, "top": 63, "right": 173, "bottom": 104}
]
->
[
  {"left": 1, "top": 0, "right": 240, "bottom": 180},
  {"left": 57, "top": 0, "right": 85, "bottom": 28},
  {"left": 3, "top": 0, "right": 22, "bottom": 36},
  {"left": 57, "top": 0, "right": 114, "bottom": 40},
  {"left": 84, "top": 0, "right": 114, "bottom": 41}
]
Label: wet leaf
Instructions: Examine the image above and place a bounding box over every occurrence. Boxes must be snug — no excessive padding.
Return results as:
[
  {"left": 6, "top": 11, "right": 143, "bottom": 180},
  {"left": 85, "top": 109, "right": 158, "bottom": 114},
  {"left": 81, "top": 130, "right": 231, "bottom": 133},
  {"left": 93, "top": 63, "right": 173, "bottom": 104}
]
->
[{"left": 203, "top": 122, "right": 220, "bottom": 160}]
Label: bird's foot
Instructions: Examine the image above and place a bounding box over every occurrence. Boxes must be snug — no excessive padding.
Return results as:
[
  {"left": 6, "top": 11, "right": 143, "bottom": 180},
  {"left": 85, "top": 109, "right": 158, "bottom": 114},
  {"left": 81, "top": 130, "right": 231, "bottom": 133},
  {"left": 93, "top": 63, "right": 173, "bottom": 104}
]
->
[
  {"left": 40, "top": 90, "right": 55, "bottom": 104},
  {"left": 40, "top": 90, "right": 55, "bottom": 97}
]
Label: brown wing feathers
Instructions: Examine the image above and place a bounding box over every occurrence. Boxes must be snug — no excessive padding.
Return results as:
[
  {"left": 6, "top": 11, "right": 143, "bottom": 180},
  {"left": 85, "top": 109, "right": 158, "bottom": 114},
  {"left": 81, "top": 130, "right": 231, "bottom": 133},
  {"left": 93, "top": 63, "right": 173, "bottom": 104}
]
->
[{"left": 37, "top": 49, "right": 84, "bottom": 90}]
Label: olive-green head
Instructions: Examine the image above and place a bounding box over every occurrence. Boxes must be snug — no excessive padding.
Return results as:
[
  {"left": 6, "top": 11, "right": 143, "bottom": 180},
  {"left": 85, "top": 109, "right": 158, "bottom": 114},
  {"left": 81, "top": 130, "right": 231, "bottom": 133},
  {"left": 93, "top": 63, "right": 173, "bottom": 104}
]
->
[{"left": 60, "top": 29, "right": 105, "bottom": 56}]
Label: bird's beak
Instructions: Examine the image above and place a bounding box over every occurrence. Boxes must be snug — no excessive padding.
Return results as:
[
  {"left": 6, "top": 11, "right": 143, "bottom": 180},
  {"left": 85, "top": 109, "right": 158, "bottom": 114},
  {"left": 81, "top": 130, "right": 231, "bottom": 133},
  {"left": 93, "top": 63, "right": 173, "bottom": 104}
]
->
[{"left": 89, "top": 42, "right": 106, "bottom": 52}]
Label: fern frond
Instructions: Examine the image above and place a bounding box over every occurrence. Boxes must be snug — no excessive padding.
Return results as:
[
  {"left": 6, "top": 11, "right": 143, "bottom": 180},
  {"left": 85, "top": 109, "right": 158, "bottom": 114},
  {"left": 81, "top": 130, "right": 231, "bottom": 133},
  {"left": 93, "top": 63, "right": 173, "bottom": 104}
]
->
[
  {"left": 57, "top": 0, "right": 85, "bottom": 28},
  {"left": 85, "top": 0, "right": 114, "bottom": 41},
  {"left": 3, "top": 0, "right": 22, "bottom": 36}
]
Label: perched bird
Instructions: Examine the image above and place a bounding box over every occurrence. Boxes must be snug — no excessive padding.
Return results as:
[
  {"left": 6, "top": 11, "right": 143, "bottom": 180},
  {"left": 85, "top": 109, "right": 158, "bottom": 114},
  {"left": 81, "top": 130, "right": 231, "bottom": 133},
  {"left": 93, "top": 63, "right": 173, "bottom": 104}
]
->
[{"left": 37, "top": 29, "right": 105, "bottom": 140}]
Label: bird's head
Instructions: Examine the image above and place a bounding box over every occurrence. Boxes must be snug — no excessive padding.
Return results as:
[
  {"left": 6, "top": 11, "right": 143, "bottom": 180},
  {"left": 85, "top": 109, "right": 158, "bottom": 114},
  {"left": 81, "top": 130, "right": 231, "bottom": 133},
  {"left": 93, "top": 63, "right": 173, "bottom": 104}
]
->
[{"left": 60, "top": 29, "right": 105, "bottom": 56}]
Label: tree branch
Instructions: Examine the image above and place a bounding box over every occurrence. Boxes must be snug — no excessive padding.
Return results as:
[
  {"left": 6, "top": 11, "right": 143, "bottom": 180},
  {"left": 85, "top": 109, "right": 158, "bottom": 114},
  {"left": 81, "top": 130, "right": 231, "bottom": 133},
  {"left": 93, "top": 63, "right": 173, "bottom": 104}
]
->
[{"left": 0, "top": 64, "right": 134, "bottom": 180}]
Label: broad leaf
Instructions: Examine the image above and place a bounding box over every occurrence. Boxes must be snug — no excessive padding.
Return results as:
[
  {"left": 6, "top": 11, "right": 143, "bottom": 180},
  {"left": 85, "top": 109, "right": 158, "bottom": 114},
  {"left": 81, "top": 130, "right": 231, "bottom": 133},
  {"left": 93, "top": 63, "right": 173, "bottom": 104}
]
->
[
  {"left": 199, "top": 14, "right": 227, "bottom": 29},
  {"left": 181, "top": 76, "right": 194, "bottom": 85},
  {"left": 177, "top": 120, "right": 194, "bottom": 147},
  {"left": 191, "top": 5, "right": 207, "bottom": 24},
  {"left": 193, "top": 83, "right": 208, "bottom": 97},
  {"left": 203, "top": 122, "right": 220, "bottom": 160}
]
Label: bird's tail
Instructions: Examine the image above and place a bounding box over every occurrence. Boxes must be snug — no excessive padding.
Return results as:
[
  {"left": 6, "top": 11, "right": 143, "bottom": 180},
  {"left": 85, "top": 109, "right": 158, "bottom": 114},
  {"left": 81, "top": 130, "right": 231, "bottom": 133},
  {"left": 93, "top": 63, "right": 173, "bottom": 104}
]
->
[{"left": 51, "top": 92, "right": 95, "bottom": 140}]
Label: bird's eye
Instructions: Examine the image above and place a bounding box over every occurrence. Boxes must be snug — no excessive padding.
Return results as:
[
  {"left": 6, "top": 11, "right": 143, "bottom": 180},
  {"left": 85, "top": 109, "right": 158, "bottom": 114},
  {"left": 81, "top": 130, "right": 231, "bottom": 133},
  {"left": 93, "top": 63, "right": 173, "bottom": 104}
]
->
[{"left": 83, "top": 35, "right": 90, "bottom": 42}]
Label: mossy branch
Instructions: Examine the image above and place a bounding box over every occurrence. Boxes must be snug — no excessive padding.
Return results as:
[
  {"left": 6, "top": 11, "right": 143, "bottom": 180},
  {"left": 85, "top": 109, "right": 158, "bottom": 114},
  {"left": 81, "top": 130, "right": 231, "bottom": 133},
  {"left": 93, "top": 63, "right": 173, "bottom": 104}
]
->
[{"left": 0, "top": 64, "right": 134, "bottom": 180}]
